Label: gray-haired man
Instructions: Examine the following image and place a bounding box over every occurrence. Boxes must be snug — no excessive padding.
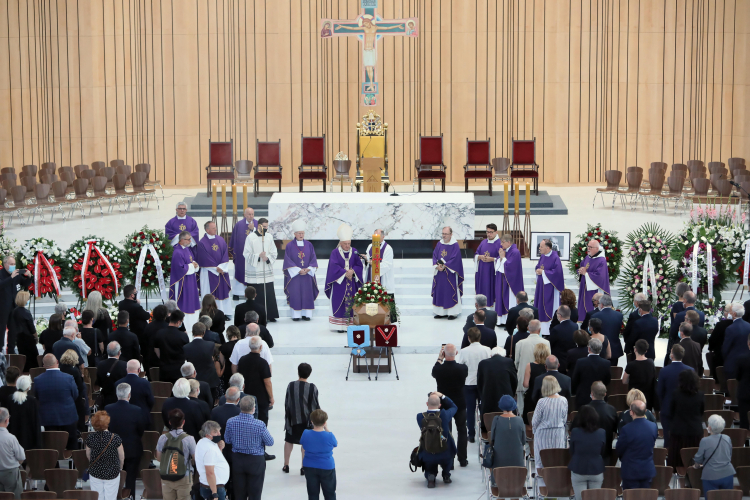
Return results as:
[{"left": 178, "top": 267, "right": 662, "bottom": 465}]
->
[{"left": 463, "top": 294, "right": 498, "bottom": 334}]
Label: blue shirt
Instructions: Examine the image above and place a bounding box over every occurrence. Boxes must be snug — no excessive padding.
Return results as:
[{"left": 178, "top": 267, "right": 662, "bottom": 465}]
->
[
  {"left": 300, "top": 430, "right": 337, "bottom": 470},
  {"left": 224, "top": 413, "right": 274, "bottom": 456}
]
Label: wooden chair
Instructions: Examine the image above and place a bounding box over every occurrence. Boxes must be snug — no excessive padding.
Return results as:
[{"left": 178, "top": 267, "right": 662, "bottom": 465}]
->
[
  {"left": 135, "top": 163, "right": 163, "bottom": 198},
  {"left": 21, "top": 493, "right": 57, "bottom": 500},
  {"left": 29, "top": 367, "right": 46, "bottom": 381},
  {"left": 704, "top": 393, "right": 724, "bottom": 411},
  {"left": 603, "top": 466, "right": 623, "bottom": 496},
  {"left": 622, "top": 489, "right": 658, "bottom": 500},
  {"left": 62, "top": 491, "right": 98, "bottom": 500},
  {"left": 735, "top": 465, "right": 750, "bottom": 495},
  {"left": 69, "top": 449, "right": 89, "bottom": 484},
  {"left": 8, "top": 354, "right": 25, "bottom": 373},
  {"left": 0, "top": 167, "right": 15, "bottom": 175},
  {"left": 90, "top": 176, "right": 112, "bottom": 215},
  {"left": 510, "top": 138, "right": 540, "bottom": 195},
  {"left": 205, "top": 140, "right": 235, "bottom": 195},
  {"left": 608, "top": 378, "right": 628, "bottom": 396},
  {"left": 488, "top": 466, "right": 527, "bottom": 500},
  {"left": 29, "top": 183, "right": 51, "bottom": 223},
  {"left": 615, "top": 170, "right": 643, "bottom": 209},
  {"left": 660, "top": 174, "right": 686, "bottom": 213},
  {"left": 706, "top": 491, "right": 742, "bottom": 500},
  {"left": 20, "top": 176, "right": 37, "bottom": 199},
  {"left": 722, "top": 427, "right": 747, "bottom": 447},
  {"left": 0, "top": 493, "right": 15, "bottom": 500},
  {"left": 66, "top": 178, "right": 91, "bottom": 218},
  {"left": 142, "top": 430, "right": 161, "bottom": 455},
  {"left": 111, "top": 173, "right": 133, "bottom": 211},
  {"left": 24, "top": 449, "right": 58, "bottom": 489},
  {"left": 678, "top": 447, "right": 699, "bottom": 478},
  {"left": 609, "top": 366, "right": 623, "bottom": 379},
  {"left": 653, "top": 447, "right": 667, "bottom": 466},
  {"left": 703, "top": 410, "right": 734, "bottom": 428},
  {"left": 664, "top": 489, "right": 700, "bottom": 500},
  {"left": 130, "top": 171, "right": 159, "bottom": 210},
  {"left": 731, "top": 447, "right": 750, "bottom": 468},
  {"left": 414, "top": 134, "right": 447, "bottom": 192},
  {"left": 298, "top": 135, "right": 328, "bottom": 192},
  {"left": 582, "top": 489, "right": 617, "bottom": 500},
  {"left": 43, "top": 469, "right": 77, "bottom": 499},
  {"left": 650, "top": 465, "right": 672, "bottom": 495},
  {"left": 73, "top": 165, "right": 89, "bottom": 178},
  {"left": 21, "top": 165, "right": 38, "bottom": 178},
  {"left": 537, "top": 466, "right": 573, "bottom": 499},
  {"left": 607, "top": 394, "right": 628, "bottom": 412},
  {"left": 463, "top": 138, "right": 493, "bottom": 194},
  {"left": 42, "top": 431, "right": 70, "bottom": 460},
  {"left": 149, "top": 366, "right": 160, "bottom": 381},
  {"left": 150, "top": 381, "right": 173, "bottom": 397},
  {"left": 91, "top": 161, "right": 106, "bottom": 173},
  {"left": 140, "top": 468, "right": 164, "bottom": 499},
  {"left": 151, "top": 412, "right": 165, "bottom": 432},
  {"left": 253, "top": 140, "right": 283, "bottom": 196},
  {"left": 539, "top": 448, "right": 570, "bottom": 467}
]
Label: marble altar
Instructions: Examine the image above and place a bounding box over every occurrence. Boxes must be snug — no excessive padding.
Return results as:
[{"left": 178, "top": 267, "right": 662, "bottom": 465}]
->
[{"left": 267, "top": 193, "right": 475, "bottom": 240}]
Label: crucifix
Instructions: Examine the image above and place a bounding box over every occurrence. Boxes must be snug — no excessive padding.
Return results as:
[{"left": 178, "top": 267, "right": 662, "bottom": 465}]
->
[{"left": 321, "top": 0, "right": 418, "bottom": 106}]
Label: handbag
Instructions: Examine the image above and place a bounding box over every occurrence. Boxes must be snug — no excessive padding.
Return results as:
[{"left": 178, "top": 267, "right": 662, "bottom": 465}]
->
[
  {"left": 409, "top": 446, "right": 423, "bottom": 472},
  {"left": 482, "top": 423, "right": 496, "bottom": 469},
  {"left": 82, "top": 433, "right": 114, "bottom": 481}
]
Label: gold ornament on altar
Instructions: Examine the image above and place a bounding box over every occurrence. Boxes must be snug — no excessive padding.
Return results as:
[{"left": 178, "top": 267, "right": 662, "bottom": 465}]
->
[{"left": 335, "top": 151, "right": 348, "bottom": 160}]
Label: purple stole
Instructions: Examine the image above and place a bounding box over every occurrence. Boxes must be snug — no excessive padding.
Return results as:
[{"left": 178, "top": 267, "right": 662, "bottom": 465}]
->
[
  {"left": 229, "top": 218, "right": 258, "bottom": 283},
  {"left": 577, "top": 254, "right": 611, "bottom": 315},
  {"left": 432, "top": 241, "right": 464, "bottom": 309},
  {"left": 475, "top": 238, "right": 502, "bottom": 307},
  {"left": 495, "top": 244, "right": 525, "bottom": 316},
  {"left": 324, "top": 247, "right": 364, "bottom": 320},
  {"left": 365, "top": 242, "right": 388, "bottom": 283},
  {"left": 535, "top": 252, "right": 565, "bottom": 322},
  {"left": 283, "top": 240, "right": 320, "bottom": 310},
  {"left": 195, "top": 235, "right": 231, "bottom": 300},
  {"left": 168, "top": 244, "right": 201, "bottom": 313}
]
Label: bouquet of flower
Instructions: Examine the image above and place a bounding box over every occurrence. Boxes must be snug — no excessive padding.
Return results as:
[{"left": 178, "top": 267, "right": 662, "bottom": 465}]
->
[
  {"left": 16, "top": 237, "right": 65, "bottom": 299},
  {"left": 568, "top": 224, "right": 623, "bottom": 283},
  {"left": 62, "top": 236, "right": 125, "bottom": 303},
  {"left": 35, "top": 317, "right": 48, "bottom": 335},
  {"left": 350, "top": 281, "right": 399, "bottom": 321},
  {"left": 0, "top": 218, "right": 17, "bottom": 267},
  {"left": 120, "top": 226, "right": 173, "bottom": 297},
  {"left": 618, "top": 223, "right": 677, "bottom": 335}
]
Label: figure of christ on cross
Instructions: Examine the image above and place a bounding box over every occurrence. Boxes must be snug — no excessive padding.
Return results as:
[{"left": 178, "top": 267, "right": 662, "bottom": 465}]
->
[{"left": 321, "top": 0, "right": 418, "bottom": 105}]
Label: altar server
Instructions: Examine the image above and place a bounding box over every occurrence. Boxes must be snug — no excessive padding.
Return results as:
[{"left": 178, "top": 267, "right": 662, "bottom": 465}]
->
[
  {"left": 165, "top": 202, "right": 199, "bottom": 248},
  {"left": 169, "top": 230, "right": 201, "bottom": 329},
  {"left": 229, "top": 207, "right": 258, "bottom": 296},
  {"left": 475, "top": 223, "right": 501, "bottom": 308},
  {"left": 495, "top": 233, "right": 525, "bottom": 322},
  {"left": 325, "top": 224, "right": 363, "bottom": 332},
  {"left": 243, "top": 218, "right": 280, "bottom": 322},
  {"left": 535, "top": 239, "right": 565, "bottom": 336},
  {"left": 432, "top": 227, "right": 464, "bottom": 319},
  {"left": 283, "top": 219, "right": 319, "bottom": 321},
  {"left": 577, "top": 239, "right": 611, "bottom": 316},
  {"left": 195, "top": 221, "right": 232, "bottom": 314},
  {"left": 363, "top": 228, "right": 395, "bottom": 294}
]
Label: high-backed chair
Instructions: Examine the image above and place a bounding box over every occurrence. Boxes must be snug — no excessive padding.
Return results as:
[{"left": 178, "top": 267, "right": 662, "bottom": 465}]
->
[
  {"left": 0, "top": 167, "right": 15, "bottom": 175},
  {"left": 68, "top": 178, "right": 91, "bottom": 218},
  {"left": 22, "top": 165, "right": 38, "bottom": 178},
  {"left": 298, "top": 135, "right": 328, "bottom": 192},
  {"left": 8, "top": 185, "right": 28, "bottom": 226},
  {"left": 254, "top": 139, "right": 283, "bottom": 195},
  {"left": 43, "top": 469, "right": 77, "bottom": 499},
  {"left": 463, "top": 138, "right": 493, "bottom": 194},
  {"left": 594, "top": 170, "right": 623, "bottom": 208},
  {"left": 659, "top": 174, "right": 686, "bottom": 213},
  {"left": 135, "top": 163, "right": 163, "bottom": 198},
  {"left": 414, "top": 134, "right": 446, "bottom": 192},
  {"left": 24, "top": 449, "right": 58, "bottom": 489},
  {"left": 91, "top": 161, "right": 106, "bottom": 173},
  {"left": 73, "top": 165, "right": 89, "bottom": 178},
  {"left": 30, "top": 183, "right": 51, "bottom": 223},
  {"left": 110, "top": 159, "right": 124, "bottom": 169},
  {"left": 205, "top": 140, "right": 234, "bottom": 195},
  {"left": 130, "top": 171, "right": 159, "bottom": 210},
  {"left": 510, "top": 138, "right": 540, "bottom": 194},
  {"left": 615, "top": 170, "right": 643, "bottom": 209},
  {"left": 140, "top": 468, "right": 163, "bottom": 499},
  {"left": 488, "top": 467, "right": 527, "bottom": 500}
]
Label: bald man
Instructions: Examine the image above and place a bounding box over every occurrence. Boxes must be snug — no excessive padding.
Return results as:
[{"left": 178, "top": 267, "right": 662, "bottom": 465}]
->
[{"left": 115, "top": 359, "right": 155, "bottom": 426}]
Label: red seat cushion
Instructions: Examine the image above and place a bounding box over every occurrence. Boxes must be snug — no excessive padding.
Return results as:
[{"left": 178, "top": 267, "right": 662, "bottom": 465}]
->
[
  {"left": 464, "top": 170, "right": 492, "bottom": 179},
  {"left": 206, "top": 172, "right": 234, "bottom": 180},
  {"left": 510, "top": 170, "right": 539, "bottom": 178},
  {"left": 299, "top": 171, "right": 327, "bottom": 180},
  {"left": 417, "top": 170, "right": 446, "bottom": 180},
  {"left": 254, "top": 172, "right": 282, "bottom": 180}
]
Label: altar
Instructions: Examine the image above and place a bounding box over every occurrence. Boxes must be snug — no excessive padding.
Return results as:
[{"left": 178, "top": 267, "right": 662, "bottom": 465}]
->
[{"left": 267, "top": 192, "right": 475, "bottom": 240}]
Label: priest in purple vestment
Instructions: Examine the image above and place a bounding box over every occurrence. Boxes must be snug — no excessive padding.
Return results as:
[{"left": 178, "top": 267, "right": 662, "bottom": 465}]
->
[
  {"left": 165, "top": 202, "right": 199, "bottom": 248},
  {"left": 577, "top": 239, "right": 611, "bottom": 316},
  {"left": 229, "top": 207, "right": 258, "bottom": 296},
  {"left": 495, "top": 234, "right": 525, "bottom": 321},
  {"left": 169, "top": 230, "right": 201, "bottom": 317},
  {"left": 324, "top": 224, "right": 363, "bottom": 332},
  {"left": 283, "top": 219, "right": 319, "bottom": 321},
  {"left": 432, "top": 226, "right": 464, "bottom": 319},
  {"left": 474, "top": 223, "right": 501, "bottom": 308},
  {"left": 195, "top": 221, "right": 232, "bottom": 314},
  {"left": 535, "top": 239, "right": 565, "bottom": 336}
]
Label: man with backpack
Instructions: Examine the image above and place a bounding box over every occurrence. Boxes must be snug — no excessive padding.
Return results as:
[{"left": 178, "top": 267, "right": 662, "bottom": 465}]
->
[
  {"left": 155, "top": 409, "right": 197, "bottom": 500},
  {"left": 416, "top": 392, "right": 458, "bottom": 488}
]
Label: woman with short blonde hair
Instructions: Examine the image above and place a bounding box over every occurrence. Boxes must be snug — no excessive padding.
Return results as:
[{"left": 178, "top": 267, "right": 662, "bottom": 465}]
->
[
  {"left": 617, "top": 388, "right": 658, "bottom": 432},
  {"left": 522, "top": 343, "right": 551, "bottom": 423},
  {"left": 532, "top": 375, "right": 568, "bottom": 475}
]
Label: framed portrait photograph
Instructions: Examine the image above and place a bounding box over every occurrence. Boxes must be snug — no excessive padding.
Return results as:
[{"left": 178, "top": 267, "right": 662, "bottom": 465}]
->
[{"left": 530, "top": 232, "right": 571, "bottom": 261}]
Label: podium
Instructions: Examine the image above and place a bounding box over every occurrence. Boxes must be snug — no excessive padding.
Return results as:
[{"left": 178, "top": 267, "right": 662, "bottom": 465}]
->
[{"left": 361, "top": 158, "right": 385, "bottom": 192}]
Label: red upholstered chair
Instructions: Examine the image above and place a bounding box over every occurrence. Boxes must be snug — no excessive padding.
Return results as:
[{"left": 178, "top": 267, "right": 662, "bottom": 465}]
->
[
  {"left": 298, "top": 135, "right": 327, "bottom": 192},
  {"left": 204, "top": 139, "right": 234, "bottom": 195},
  {"left": 254, "top": 139, "right": 283, "bottom": 196},
  {"left": 463, "top": 138, "right": 492, "bottom": 194},
  {"left": 414, "top": 134, "right": 447, "bottom": 192},
  {"left": 510, "top": 138, "right": 540, "bottom": 194}
]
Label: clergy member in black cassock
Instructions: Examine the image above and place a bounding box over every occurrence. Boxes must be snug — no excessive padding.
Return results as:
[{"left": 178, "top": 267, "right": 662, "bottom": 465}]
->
[{"left": 0, "top": 256, "right": 32, "bottom": 353}]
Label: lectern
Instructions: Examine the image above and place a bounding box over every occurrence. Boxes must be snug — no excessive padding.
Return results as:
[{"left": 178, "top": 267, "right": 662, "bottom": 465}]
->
[{"left": 361, "top": 158, "right": 384, "bottom": 192}]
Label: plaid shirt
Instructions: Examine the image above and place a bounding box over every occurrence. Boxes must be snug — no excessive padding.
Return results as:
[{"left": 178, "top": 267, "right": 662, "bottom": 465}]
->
[{"left": 224, "top": 413, "right": 274, "bottom": 456}]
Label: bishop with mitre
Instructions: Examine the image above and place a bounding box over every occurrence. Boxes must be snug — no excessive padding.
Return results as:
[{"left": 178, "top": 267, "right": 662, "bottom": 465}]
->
[
  {"left": 169, "top": 230, "right": 201, "bottom": 326},
  {"left": 432, "top": 226, "right": 464, "bottom": 320},
  {"left": 165, "top": 202, "right": 199, "bottom": 248},
  {"left": 577, "top": 239, "right": 610, "bottom": 316},
  {"left": 195, "top": 221, "right": 232, "bottom": 314},
  {"left": 325, "top": 224, "right": 363, "bottom": 332},
  {"left": 495, "top": 233, "right": 525, "bottom": 322},
  {"left": 244, "top": 218, "right": 279, "bottom": 322},
  {"left": 534, "top": 239, "right": 565, "bottom": 336},
  {"left": 229, "top": 207, "right": 258, "bottom": 296},
  {"left": 283, "top": 219, "right": 319, "bottom": 322},
  {"left": 474, "top": 223, "right": 501, "bottom": 307}
]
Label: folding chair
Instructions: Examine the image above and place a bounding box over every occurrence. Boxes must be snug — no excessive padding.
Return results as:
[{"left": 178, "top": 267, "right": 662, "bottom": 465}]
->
[
  {"left": 205, "top": 140, "right": 235, "bottom": 195},
  {"left": 254, "top": 139, "right": 283, "bottom": 196},
  {"left": 136, "top": 163, "right": 164, "bottom": 199},
  {"left": 299, "top": 135, "right": 328, "bottom": 192},
  {"left": 510, "top": 138, "right": 540, "bottom": 195},
  {"left": 414, "top": 134, "right": 447, "bottom": 192},
  {"left": 463, "top": 138, "right": 493, "bottom": 194}
]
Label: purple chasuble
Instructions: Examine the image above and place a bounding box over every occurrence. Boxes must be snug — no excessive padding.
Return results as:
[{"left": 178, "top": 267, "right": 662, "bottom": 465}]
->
[
  {"left": 432, "top": 241, "right": 464, "bottom": 309},
  {"left": 495, "top": 244, "right": 525, "bottom": 316},
  {"left": 534, "top": 252, "right": 565, "bottom": 322},
  {"left": 365, "top": 242, "right": 388, "bottom": 283},
  {"left": 475, "top": 238, "right": 502, "bottom": 307},
  {"left": 195, "top": 235, "right": 231, "bottom": 300},
  {"left": 165, "top": 216, "right": 199, "bottom": 245},
  {"left": 283, "top": 240, "right": 319, "bottom": 311},
  {"left": 229, "top": 218, "right": 258, "bottom": 283},
  {"left": 324, "top": 247, "right": 364, "bottom": 321},
  {"left": 577, "top": 253, "right": 611, "bottom": 315},
  {"left": 169, "top": 244, "right": 201, "bottom": 313}
]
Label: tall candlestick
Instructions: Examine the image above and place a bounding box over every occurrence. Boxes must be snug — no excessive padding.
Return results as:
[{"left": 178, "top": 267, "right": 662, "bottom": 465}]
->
[
  {"left": 221, "top": 184, "right": 227, "bottom": 215},
  {"left": 232, "top": 184, "right": 237, "bottom": 215},
  {"left": 372, "top": 233, "right": 381, "bottom": 284},
  {"left": 525, "top": 182, "right": 531, "bottom": 212},
  {"left": 514, "top": 182, "right": 519, "bottom": 212},
  {"left": 243, "top": 184, "right": 248, "bottom": 210},
  {"left": 504, "top": 181, "right": 509, "bottom": 213},
  {"left": 211, "top": 185, "right": 217, "bottom": 214}
]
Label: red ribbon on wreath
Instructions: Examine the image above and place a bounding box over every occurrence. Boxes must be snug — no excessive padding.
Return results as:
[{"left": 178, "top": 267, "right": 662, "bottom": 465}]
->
[
  {"left": 80, "top": 240, "right": 120, "bottom": 299},
  {"left": 34, "top": 250, "right": 61, "bottom": 298}
]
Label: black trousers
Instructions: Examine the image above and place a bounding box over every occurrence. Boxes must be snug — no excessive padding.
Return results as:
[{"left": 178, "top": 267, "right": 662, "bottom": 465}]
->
[
  {"left": 122, "top": 456, "right": 140, "bottom": 493},
  {"left": 304, "top": 467, "right": 337, "bottom": 500},
  {"left": 451, "top": 407, "right": 468, "bottom": 463},
  {"left": 231, "top": 453, "right": 265, "bottom": 500},
  {"left": 45, "top": 423, "right": 78, "bottom": 450},
  {"left": 256, "top": 405, "right": 269, "bottom": 426}
]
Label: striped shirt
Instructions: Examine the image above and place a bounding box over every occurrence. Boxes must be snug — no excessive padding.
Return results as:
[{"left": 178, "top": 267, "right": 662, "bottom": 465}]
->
[
  {"left": 224, "top": 413, "right": 274, "bottom": 456},
  {"left": 284, "top": 381, "right": 320, "bottom": 434}
]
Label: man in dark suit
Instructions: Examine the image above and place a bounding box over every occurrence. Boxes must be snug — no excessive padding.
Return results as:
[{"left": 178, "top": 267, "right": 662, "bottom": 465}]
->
[
  {"left": 460, "top": 310, "right": 497, "bottom": 349},
  {"left": 722, "top": 303, "right": 750, "bottom": 380},
  {"left": 234, "top": 286, "right": 267, "bottom": 327},
  {"left": 666, "top": 291, "right": 704, "bottom": 365},
  {"left": 118, "top": 284, "right": 152, "bottom": 350},
  {"left": 616, "top": 400, "right": 658, "bottom": 489},
  {"left": 96, "top": 341, "right": 129, "bottom": 407},
  {"left": 432, "top": 344, "right": 469, "bottom": 467},
  {"left": 549, "top": 305, "right": 578, "bottom": 374},
  {"left": 678, "top": 323, "right": 704, "bottom": 375},
  {"left": 477, "top": 347, "right": 517, "bottom": 426},
  {"left": 463, "top": 294, "right": 498, "bottom": 334},
  {"left": 183, "top": 323, "right": 220, "bottom": 399},
  {"left": 238, "top": 311, "right": 274, "bottom": 347},
  {"left": 591, "top": 295, "right": 624, "bottom": 365},
  {"left": 115, "top": 359, "right": 154, "bottom": 426},
  {"left": 685, "top": 310, "right": 708, "bottom": 350},
  {"left": 180, "top": 362, "right": 214, "bottom": 408},
  {"left": 187, "top": 379, "right": 211, "bottom": 421},
  {"left": 503, "top": 291, "right": 537, "bottom": 335},
  {"left": 657, "top": 344, "right": 694, "bottom": 446},
  {"left": 584, "top": 381, "right": 618, "bottom": 462},
  {"left": 161, "top": 378, "right": 207, "bottom": 438},
  {"left": 416, "top": 393, "right": 458, "bottom": 488},
  {"left": 708, "top": 307, "right": 733, "bottom": 381},
  {"left": 0, "top": 256, "right": 32, "bottom": 354},
  {"left": 580, "top": 293, "right": 603, "bottom": 331},
  {"left": 622, "top": 293, "right": 648, "bottom": 358},
  {"left": 504, "top": 311, "right": 534, "bottom": 359},
  {"left": 108, "top": 311, "right": 141, "bottom": 362},
  {"left": 52, "top": 325, "right": 85, "bottom": 369},
  {"left": 532, "top": 355, "right": 572, "bottom": 406},
  {"left": 735, "top": 335, "right": 750, "bottom": 429},
  {"left": 627, "top": 301, "right": 659, "bottom": 360},
  {"left": 571, "top": 338, "right": 612, "bottom": 408},
  {"left": 154, "top": 311, "right": 190, "bottom": 384},
  {"left": 33, "top": 354, "right": 79, "bottom": 450},
  {"left": 106, "top": 382, "right": 146, "bottom": 496}
]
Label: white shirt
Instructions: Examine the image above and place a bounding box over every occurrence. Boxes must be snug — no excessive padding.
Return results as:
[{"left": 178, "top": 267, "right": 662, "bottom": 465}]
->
[
  {"left": 230, "top": 337, "right": 273, "bottom": 366},
  {"left": 195, "top": 438, "right": 230, "bottom": 485},
  {"left": 457, "top": 342, "right": 492, "bottom": 385}
]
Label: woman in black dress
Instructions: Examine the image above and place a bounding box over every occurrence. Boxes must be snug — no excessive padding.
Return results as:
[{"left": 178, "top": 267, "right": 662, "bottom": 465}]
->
[
  {"left": 667, "top": 370, "right": 705, "bottom": 469},
  {"left": 38, "top": 313, "right": 63, "bottom": 355},
  {"left": 83, "top": 291, "right": 113, "bottom": 338},
  {"left": 566, "top": 330, "right": 591, "bottom": 375},
  {"left": 283, "top": 362, "right": 320, "bottom": 474},
  {"left": 80, "top": 310, "right": 106, "bottom": 367},
  {"left": 200, "top": 294, "right": 228, "bottom": 341},
  {"left": 6, "top": 375, "right": 42, "bottom": 451},
  {"left": 11, "top": 291, "right": 38, "bottom": 372},
  {"left": 550, "top": 289, "right": 579, "bottom": 328},
  {"left": 523, "top": 342, "right": 551, "bottom": 422},
  {"left": 622, "top": 339, "right": 656, "bottom": 410},
  {"left": 220, "top": 326, "right": 241, "bottom": 388}
]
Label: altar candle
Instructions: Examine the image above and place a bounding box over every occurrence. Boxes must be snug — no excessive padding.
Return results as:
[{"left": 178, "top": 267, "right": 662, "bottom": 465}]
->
[
  {"left": 232, "top": 184, "right": 237, "bottom": 215},
  {"left": 514, "top": 182, "right": 519, "bottom": 212},
  {"left": 211, "top": 185, "right": 217, "bottom": 214},
  {"left": 372, "top": 233, "right": 381, "bottom": 282},
  {"left": 504, "top": 182, "right": 509, "bottom": 213},
  {"left": 526, "top": 182, "right": 531, "bottom": 212},
  {"left": 221, "top": 184, "right": 227, "bottom": 215},
  {"left": 243, "top": 184, "right": 248, "bottom": 210}
]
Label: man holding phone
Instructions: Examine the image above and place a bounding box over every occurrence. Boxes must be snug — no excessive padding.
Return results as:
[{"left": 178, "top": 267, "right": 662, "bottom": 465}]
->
[{"left": 431, "top": 344, "right": 469, "bottom": 467}]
